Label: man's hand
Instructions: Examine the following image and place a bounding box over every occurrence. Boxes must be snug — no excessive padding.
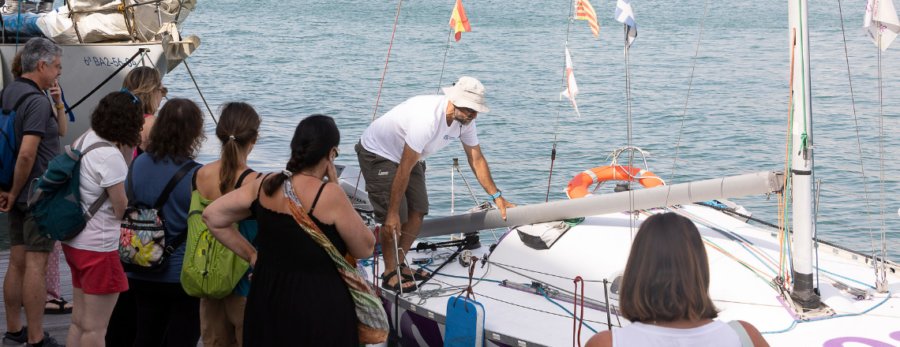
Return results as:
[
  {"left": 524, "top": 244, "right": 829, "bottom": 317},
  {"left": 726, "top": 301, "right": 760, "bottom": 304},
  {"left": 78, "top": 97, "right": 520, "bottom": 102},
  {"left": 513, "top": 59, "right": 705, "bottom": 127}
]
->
[
  {"left": 49, "top": 80, "right": 63, "bottom": 106},
  {"left": 495, "top": 196, "right": 516, "bottom": 220},
  {"left": 0, "top": 191, "right": 11, "bottom": 212},
  {"left": 383, "top": 212, "right": 403, "bottom": 241}
]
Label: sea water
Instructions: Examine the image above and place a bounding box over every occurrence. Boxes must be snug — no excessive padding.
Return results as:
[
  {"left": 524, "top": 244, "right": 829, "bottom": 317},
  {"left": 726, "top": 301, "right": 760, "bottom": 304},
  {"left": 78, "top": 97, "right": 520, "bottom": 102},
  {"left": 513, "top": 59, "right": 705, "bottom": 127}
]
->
[{"left": 161, "top": 0, "right": 895, "bottom": 259}]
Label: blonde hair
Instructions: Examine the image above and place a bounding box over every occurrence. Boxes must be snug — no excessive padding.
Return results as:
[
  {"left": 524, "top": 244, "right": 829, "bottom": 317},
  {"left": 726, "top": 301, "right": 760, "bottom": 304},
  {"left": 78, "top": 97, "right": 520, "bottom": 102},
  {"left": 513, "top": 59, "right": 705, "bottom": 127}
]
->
[{"left": 122, "top": 66, "right": 162, "bottom": 115}]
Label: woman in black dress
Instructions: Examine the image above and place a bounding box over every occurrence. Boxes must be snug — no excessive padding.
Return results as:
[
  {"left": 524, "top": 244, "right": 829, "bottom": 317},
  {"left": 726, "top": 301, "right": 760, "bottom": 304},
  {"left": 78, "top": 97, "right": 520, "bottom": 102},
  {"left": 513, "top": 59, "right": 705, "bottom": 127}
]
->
[{"left": 203, "top": 115, "right": 376, "bottom": 346}]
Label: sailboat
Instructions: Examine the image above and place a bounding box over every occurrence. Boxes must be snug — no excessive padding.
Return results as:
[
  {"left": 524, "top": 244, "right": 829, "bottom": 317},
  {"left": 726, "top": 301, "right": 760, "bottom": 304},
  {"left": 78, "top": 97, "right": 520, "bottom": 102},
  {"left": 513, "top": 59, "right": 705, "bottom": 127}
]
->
[
  {"left": 339, "top": 0, "right": 900, "bottom": 345},
  {"left": 0, "top": 0, "right": 200, "bottom": 145}
]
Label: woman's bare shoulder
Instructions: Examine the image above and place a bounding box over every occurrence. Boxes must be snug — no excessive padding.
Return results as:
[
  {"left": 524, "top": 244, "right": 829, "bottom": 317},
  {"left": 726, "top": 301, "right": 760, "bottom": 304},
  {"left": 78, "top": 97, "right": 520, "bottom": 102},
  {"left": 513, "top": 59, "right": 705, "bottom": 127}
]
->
[{"left": 584, "top": 331, "right": 613, "bottom": 347}]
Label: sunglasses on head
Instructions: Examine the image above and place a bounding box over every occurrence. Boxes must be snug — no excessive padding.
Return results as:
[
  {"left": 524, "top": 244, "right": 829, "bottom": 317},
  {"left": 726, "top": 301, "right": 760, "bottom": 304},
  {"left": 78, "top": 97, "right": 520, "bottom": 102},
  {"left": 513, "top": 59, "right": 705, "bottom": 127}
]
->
[{"left": 121, "top": 88, "right": 139, "bottom": 103}]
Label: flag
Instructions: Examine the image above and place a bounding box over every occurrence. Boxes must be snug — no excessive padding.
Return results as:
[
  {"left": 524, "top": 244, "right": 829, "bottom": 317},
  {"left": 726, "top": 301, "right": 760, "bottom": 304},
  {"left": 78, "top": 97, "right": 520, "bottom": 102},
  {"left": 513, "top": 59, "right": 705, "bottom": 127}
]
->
[
  {"left": 576, "top": 0, "right": 599, "bottom": 38},
  {"left": 863, "top": 0, "right": 900, "bottom": 51},
  {"left": 449, "top": 0, "right": 471, "bottom": 42},
  {"left": 614, "top": 0, "right": 638, "bottom": 47},
  {"left": 560, "top": 47, "right": 582, "bottom": 118}
]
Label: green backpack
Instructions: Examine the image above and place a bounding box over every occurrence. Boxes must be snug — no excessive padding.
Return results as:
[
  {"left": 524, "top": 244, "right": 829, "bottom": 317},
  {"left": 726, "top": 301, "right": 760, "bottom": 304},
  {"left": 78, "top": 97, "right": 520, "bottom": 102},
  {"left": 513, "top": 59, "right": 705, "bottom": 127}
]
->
[
  {"left": 28, "top": 134, "right": 114, "bottom": 241},
  {"left": 181, "top": 168, "right": 257, "bottom": 299}
]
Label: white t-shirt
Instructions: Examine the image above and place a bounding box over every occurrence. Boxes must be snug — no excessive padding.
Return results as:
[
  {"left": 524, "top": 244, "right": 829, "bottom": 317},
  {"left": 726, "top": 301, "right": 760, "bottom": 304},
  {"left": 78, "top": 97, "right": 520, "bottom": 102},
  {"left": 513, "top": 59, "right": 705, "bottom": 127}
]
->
[
  {"left": 360, "top": 95, "right": 479, "bottom": 163},
  {"left": 63, "top": 131, "right": 128, "bottom": 252},
  {"left": 612, "top": 320, "right": 741, "bottom": 347}
]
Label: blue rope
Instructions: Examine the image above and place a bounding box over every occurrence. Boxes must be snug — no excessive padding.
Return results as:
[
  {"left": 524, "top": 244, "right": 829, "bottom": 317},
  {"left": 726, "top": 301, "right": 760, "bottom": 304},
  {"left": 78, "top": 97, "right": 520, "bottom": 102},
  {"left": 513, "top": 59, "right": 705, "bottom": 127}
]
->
[
  {"left": 762, "top": 291, "right": 892, "bottom": 334},
  {"left": 814, "top": 266, "right": 876, "bottom": 290},
  {"left": 536, "top": 286, "right": 598, "bottom": 334},
  {"left": 666, "top": 208, "right": 779, "bottom": 276}
]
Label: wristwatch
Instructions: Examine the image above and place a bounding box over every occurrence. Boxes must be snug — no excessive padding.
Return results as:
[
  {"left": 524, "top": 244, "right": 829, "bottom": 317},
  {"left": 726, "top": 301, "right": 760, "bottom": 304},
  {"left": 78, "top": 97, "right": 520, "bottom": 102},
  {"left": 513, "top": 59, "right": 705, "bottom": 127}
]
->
[{"left": 489, "top": 189, "right": 502, "bottom": 200}]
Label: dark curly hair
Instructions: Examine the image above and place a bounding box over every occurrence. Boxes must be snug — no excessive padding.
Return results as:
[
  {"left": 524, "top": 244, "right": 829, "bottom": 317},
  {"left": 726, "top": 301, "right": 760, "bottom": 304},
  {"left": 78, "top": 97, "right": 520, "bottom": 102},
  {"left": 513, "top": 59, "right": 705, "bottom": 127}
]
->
[
  {"left": 90, "top": 91, "right": 144, "bottom": 148},
  {"left": 145, "top": 98, "right": 205, "bottom": 164},
  {"left": 263, "top": 115, "right": 339, "bottom": 196}
]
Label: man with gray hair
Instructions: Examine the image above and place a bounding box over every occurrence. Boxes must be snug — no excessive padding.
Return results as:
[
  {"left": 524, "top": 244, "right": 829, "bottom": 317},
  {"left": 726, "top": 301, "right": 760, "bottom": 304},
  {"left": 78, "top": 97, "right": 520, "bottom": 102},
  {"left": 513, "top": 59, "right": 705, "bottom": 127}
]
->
[
  {"left": 356, "top": 76, "right": 516, "bottom": 293},
  {"left": 0, "top": 38, "right": 64, "bottom": 347}
]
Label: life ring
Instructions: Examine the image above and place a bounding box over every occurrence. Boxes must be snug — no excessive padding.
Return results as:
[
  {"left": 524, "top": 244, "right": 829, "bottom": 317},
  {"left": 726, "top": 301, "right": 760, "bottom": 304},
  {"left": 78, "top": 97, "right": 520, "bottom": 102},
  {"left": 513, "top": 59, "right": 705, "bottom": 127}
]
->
[{"left": 565, "top": 166, "right": 665, "bottom": 199}]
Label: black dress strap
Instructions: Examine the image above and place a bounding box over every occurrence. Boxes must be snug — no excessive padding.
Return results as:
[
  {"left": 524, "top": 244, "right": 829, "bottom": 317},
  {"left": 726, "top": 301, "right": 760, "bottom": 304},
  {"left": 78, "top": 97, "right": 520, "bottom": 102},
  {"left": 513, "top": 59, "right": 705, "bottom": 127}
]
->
[
  {"left": 308, "top": 182, "right": 327, "bottom": 215},
  {"left": 191, "top": 168, "right": 198, "bottom": 192},
  {"left": 257, "top": 173, "right": 272, "bottom": 200},
  {"left": 235, "top": 168, "right": 255, "bottom": 190}
]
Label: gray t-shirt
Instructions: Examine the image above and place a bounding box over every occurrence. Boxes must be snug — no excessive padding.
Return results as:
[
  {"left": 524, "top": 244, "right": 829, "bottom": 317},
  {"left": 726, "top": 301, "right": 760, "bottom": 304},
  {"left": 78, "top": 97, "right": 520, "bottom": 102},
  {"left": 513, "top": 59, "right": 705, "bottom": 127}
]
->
[{"left": 2, "top": 77, "right": 60, "bottom": 203}]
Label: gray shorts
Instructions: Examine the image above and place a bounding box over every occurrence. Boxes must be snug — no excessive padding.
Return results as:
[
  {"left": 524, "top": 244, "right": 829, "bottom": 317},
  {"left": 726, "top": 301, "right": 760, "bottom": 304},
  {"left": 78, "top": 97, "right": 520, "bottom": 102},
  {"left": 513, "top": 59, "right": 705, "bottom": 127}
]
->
[
  {"left": 355, "top": 142, "right": 428, "bottom": 224},
  {"left": 8, "top": 202, "right": 55, "bottom": 252}
]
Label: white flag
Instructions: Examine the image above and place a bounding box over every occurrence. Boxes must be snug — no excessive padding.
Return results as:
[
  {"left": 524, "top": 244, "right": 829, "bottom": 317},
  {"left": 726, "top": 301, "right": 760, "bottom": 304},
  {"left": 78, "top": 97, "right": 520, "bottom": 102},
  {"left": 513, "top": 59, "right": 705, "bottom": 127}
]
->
[
  {"left": 864, "top": 0, "right": 900, "bottom": 51},
  {"left": 615, "top": 0, "right": 638, "bottom": 47},
  {"left": 560, "top": 47, "right": 581, "bottom": 118}
]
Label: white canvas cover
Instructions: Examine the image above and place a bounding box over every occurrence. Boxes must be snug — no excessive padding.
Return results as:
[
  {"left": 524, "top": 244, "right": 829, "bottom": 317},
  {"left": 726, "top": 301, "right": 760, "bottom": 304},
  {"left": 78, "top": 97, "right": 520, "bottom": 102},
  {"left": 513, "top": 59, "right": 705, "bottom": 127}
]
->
[{"left": 36, "top": 0, "right": 195, "bottom": 44}]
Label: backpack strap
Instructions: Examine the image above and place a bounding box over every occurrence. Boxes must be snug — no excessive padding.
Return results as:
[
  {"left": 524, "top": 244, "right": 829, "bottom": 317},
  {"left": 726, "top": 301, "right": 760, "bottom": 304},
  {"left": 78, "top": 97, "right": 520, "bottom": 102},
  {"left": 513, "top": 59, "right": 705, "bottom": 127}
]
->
[
  {"left": 726, "top": 321, "right": 754, "bottom": 347},
  {"left": 308, "top": 182, "right": 327, "bottom": 216},
  {"left": 165, "top": 228, "right": 189, "bottom": 256},
  {"left": 77, "top": 138, "right": 116, "bottom": 221},
  {"left": 235, "top": 168, "right": 255, "bottom": 190},
  {"left": 126, "top": 159, "right": 137, "bottom": 203},
  {"left": 191, "top": 167, "right": 198, "bottom": 192},
  {"left": 153, "top": 161, "right": 201, "bottom": 210}
]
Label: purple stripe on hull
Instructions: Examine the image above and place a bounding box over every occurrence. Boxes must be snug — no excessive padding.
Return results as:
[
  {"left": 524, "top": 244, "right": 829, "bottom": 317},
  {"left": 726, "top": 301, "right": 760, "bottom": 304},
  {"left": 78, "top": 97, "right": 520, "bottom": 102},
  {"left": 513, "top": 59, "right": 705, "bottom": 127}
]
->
[{"left": 381, "top": 296, "right": 445, "bottom": 346}]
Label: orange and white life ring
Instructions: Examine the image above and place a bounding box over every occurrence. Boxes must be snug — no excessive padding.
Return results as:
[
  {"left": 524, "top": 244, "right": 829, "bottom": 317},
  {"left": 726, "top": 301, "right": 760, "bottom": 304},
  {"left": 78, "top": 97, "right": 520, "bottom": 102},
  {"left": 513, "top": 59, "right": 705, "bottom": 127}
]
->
[{"left": 565, "top": 166, "right": 665, "bottom": 199}]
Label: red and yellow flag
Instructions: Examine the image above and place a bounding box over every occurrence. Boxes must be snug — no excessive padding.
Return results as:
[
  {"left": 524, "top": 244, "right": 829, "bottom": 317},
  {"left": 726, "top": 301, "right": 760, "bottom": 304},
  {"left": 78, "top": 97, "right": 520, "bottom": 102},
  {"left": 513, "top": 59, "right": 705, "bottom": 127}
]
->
[
  {"left": 576, "top": 0, "right": 599, "bottom": 38},
  {"left": 449, "top": 0, "right": 471, "bottom": 42}
]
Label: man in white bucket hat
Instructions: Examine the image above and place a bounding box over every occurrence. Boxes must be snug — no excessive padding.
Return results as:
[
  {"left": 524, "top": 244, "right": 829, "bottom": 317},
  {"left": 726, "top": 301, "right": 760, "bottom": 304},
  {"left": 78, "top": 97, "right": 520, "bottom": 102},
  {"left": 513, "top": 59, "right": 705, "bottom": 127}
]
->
[{"left": 356, "top": 76, "right": 515, "bottom": 293}]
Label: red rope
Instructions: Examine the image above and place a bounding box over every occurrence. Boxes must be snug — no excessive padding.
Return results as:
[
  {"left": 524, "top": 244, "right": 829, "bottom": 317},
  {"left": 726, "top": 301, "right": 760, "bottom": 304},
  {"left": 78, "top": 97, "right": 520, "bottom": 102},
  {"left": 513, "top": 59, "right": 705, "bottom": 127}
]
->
[
  {"left": 573, "top": 276, "right": 585, "bottom": 347},
  {"left": 351, "top": 0, "right": 404, "bottom": 202}
]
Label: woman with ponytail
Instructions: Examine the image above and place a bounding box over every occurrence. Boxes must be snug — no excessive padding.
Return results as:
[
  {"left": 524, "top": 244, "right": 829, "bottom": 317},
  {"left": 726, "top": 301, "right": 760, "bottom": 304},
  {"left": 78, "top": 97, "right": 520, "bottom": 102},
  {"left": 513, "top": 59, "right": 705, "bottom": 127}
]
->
[
  {"left": 203, "top": 115, "right": 375, "bottom": 346},
  {"left": 190, "top": 102, "right": 261, "bottom": 347}
]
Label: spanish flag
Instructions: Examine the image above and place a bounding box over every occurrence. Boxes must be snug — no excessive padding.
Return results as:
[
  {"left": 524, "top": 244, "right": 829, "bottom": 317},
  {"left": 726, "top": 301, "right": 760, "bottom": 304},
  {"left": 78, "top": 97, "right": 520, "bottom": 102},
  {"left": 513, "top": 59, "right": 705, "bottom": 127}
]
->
[
  {"left": 576, "top": 0, "right": 599, "bottom": 38},
  {"left": 449, "top": 0, "right": 471, "bottom": 42}
]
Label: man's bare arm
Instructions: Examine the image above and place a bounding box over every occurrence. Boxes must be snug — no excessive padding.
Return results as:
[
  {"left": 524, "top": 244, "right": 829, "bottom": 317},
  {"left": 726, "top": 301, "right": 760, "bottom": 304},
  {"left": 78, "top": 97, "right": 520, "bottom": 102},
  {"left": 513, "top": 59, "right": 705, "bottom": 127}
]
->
[
  {"left": 463, "top": 143, "right": 516, "bottom": 219},
  {"left": 383, "top": 143, "right": 421, "bottom": 238}
]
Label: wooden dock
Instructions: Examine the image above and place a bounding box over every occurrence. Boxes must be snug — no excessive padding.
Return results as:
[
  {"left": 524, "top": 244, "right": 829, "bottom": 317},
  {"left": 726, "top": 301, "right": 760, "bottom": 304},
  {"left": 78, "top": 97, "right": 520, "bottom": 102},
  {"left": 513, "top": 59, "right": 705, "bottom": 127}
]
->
[
  {"left": 0, "top": 250, "right": 72, "bottom": 344},
  {"left": 0, "top": 250, "right": 208, "bottom": 346}
]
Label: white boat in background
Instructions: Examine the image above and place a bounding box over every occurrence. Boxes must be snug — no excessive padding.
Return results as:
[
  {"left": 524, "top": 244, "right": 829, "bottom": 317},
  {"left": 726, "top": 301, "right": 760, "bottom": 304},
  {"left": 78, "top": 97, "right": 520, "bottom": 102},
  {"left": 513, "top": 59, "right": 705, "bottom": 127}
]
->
[
  {"left": 0, "top": 0, "right": 199, "bottom": 145},
  {"left": 342, "top": 0, "right": 900, "bottom": 345}
]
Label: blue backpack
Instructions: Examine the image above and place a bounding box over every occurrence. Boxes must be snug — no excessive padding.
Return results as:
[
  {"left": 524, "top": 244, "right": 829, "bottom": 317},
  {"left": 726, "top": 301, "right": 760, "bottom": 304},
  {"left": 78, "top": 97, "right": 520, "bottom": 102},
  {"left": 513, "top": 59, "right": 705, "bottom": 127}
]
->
[
  {"left": 0, "top": 90, "right": 45, "bottom": 191},
  {"left": 28, "top": 135, "right": 115, "bottom": 241}
]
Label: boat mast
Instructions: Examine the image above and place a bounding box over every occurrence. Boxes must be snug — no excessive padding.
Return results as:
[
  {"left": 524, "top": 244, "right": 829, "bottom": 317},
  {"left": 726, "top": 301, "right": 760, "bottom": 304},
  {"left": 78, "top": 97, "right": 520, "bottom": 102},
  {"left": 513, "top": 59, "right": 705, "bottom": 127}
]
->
[{"left": 788, "top": 0, "right": 823, "bottom": 311}]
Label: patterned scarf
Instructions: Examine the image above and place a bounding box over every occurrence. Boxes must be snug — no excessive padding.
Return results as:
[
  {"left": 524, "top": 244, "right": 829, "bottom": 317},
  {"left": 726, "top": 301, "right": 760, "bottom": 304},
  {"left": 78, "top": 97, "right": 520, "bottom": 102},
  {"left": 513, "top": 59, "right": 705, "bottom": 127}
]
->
[{"left": 282, "top": 177, "right": 389, "bottom": 344}]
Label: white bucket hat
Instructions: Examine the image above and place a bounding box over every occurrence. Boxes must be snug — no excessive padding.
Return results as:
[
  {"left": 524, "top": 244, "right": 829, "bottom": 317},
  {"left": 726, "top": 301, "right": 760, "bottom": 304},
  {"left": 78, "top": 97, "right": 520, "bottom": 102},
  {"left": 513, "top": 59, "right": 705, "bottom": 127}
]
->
[{"left": 442, "top": 76, "right": 490, "bottom": 113}]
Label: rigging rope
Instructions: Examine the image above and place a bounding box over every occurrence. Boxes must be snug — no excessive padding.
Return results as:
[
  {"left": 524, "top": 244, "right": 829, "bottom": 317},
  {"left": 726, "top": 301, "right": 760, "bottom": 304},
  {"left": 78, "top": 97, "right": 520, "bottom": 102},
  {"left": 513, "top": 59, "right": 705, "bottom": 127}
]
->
[
  {"left": 663, "top": 0, "right": 709, "bottom": 206},
  {"left": 351, "top": 0, "right": 404, "bottom": 201},
  {"left": 183, "top": 60, "right": 217, "bottom": 125},
  {"left": 436, "top": 28, "right": 453, "bottom": 94},
  {"left": 544, "top": 0, "right": 577, "bottom": 203}
]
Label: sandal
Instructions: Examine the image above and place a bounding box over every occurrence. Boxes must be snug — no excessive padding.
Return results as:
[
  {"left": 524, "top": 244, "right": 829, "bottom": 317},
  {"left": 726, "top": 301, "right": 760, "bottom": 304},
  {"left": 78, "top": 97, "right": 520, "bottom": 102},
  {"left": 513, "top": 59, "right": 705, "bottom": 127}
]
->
[
  {"left": 399, "top": 263, "right": 431, "bottom": 281},
  {"left": 45, "top": 298, "right": 73, "bottom": 314},
  {"left": 381, "top": 270, "right": 418, "bottom": 293}
]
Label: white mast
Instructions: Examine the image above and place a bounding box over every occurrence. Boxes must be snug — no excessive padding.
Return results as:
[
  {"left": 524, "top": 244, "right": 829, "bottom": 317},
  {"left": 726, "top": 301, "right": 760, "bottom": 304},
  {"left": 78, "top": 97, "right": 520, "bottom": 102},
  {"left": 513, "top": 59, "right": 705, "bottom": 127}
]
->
[{"left": 789, "top": 0, "right": 826, "bottom": 312}]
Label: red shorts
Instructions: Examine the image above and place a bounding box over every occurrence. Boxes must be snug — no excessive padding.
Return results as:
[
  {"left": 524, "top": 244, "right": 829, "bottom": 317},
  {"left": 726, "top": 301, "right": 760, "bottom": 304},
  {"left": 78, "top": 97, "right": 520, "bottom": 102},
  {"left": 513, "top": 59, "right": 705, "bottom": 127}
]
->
[{"left": 62, "top": 244, "right": 129, "bottom": 295}]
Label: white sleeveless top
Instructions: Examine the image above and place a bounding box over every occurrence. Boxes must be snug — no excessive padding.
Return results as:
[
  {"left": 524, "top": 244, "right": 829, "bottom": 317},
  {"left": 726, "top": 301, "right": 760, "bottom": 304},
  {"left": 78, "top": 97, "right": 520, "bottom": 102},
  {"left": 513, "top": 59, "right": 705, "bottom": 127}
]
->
[{"left": 613, "top": 320, "right": 742, "bottom": 347}]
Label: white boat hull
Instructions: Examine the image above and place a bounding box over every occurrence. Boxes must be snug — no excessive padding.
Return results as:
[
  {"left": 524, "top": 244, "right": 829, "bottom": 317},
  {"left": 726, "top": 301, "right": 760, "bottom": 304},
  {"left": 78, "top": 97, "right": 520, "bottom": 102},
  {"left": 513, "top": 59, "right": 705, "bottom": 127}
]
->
[
  {"left": 0, "top": 42, "right": 167, "bottom": 146},
  {"left": 371, "top": 204, "right": 900, "bottom": 346}
]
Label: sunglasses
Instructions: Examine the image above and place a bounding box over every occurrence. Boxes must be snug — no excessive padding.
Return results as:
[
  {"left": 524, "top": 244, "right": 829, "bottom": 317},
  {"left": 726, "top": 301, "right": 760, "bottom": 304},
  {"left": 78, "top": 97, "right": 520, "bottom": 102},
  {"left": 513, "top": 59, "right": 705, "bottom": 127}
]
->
[
  {"left": 333, "top": 148, "right": 341, "bottom": 159},
  {"left": 158, "top": 86, "right": 168, "bottom": 98},
  {"left": 121, "top": 88, "right": 139, "bottom": 103}
]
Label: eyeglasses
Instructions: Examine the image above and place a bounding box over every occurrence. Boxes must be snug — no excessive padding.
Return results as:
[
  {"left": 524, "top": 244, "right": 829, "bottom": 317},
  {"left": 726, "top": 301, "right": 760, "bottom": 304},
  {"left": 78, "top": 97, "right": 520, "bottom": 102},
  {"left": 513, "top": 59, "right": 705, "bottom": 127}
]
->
[
  {"left": 158, "top": 86, "right": 168, "bottom": 98},
  {"left": 121, "top": 88, "right": 139, "bottom": 103}
]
